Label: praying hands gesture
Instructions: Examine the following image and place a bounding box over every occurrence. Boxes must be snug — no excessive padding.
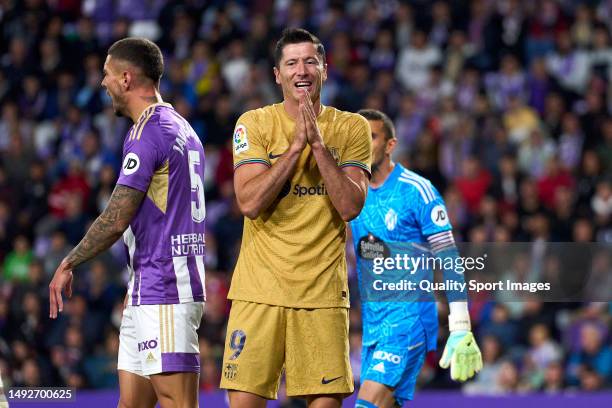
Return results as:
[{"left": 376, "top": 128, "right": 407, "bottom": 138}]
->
[{"left": 301, "top": 90, "right": 324, "bottom": 148}]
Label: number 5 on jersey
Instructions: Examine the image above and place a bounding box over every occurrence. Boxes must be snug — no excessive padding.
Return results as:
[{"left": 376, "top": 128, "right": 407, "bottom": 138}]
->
[{"left": 188, "top": 150, "right": 205, "bottom": 223}]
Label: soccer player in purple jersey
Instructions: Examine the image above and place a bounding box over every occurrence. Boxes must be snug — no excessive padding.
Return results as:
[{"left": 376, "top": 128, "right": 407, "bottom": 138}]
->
[{"left": 49, "top": 38, "right": 206, "bottom": 408}]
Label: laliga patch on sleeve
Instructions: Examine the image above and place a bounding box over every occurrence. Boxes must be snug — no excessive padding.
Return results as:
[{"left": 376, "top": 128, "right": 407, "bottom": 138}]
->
[
  {"left": 431, "top": 204, "right": 449, "bottom": 227},
  {"left": 122, "top": 152, "right": 140, "bottom": 175},
  {"left": 233, "top": 125, "right": 249, "bottom": 154}
]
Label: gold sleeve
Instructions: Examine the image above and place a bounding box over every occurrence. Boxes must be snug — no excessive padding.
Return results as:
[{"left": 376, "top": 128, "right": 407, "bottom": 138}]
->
[
  {"left": 232, "top": 111, "right": 270, "bottom": 169},
  {"left": 338, "top": 114, "right": 372, "bottom": 175}
]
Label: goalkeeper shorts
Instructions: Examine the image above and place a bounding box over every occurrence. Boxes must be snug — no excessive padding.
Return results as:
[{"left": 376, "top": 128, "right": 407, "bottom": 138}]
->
[{"left": 361, "top": 317, "right": 428, "bottom": 405}]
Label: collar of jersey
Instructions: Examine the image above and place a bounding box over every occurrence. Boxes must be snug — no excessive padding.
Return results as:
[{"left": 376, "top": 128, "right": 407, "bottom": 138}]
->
[
  {"left": 275, "top": 102, "right": 326, "bottom": 122},
  {"left": 370, "top": 162, "right": 404, "bottom": 192},
  {"left": 134, "top": 102, "right": 173, "bottom": 124}
]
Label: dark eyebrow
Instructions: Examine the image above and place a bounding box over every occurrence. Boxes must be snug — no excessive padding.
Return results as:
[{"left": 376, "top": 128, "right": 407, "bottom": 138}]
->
[{"left": 285, "top": 57, "right": 319, "bottom": 64}]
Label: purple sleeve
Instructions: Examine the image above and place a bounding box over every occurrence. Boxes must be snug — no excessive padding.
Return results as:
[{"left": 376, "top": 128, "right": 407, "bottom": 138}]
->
[{"left": 117, "top": 122, "right": 166, "bottom": 192}]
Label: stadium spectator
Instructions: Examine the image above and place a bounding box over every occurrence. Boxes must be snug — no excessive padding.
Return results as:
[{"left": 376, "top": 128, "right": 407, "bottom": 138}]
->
[
  {"left": 83, "top": 328, "right": 119, "bottom": 389},
  {"left": 479, "top": 304, "right": 519, "bottom": 350},
  {"left": 549, "top": 186, "right": 576, "bottom": 241},
  {"left": 598, "top": 118, "right": 612, "bottom": 175},
  {"left": 566, "top": 321, "right": 612, "bottom": 385},
  {"left": 517, "top": 128, "right": 557, "bottom": 178},
  {"left": 525, "top": 323, "right": 563, "bottom": 373},
  {"left": 537, "top": 156, "right": 575, "bottom": 209},
  {"left": 542, "top": 360, "right": 566, "bottom": 393},
  {"left": 396, "top": 30, "right": 441, "bottom": 92},
  {"left": 2, "top": 235, "right": 33, "bottom": 282},
  {"left": 494, "top": 360, "right": 520, "bottom": 394},
  {"left": 503, "top": 94, "right": 540, "bottom": 144},
  {"left": 547, "top": 31, "right": 590, "bottom": 96},
  {"left": 41, "top": 231, "right": 70, "bottom": 278},
  {"left": 454, "top": 156, "right": 493, "bottom": 215},
  {"left": 588, "top": 26, "right": 612, "bottom": 83},
  {"left": 487, "top": 55, "right": 527, "bottom": 112}
]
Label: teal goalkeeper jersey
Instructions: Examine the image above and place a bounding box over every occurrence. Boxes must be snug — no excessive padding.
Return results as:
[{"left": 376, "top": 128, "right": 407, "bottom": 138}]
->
[{"left": 350, "top": 164, "right": 453, "bottom": 350}]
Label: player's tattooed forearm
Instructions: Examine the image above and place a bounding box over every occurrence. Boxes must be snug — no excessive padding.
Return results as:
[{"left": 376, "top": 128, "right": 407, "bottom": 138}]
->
[{"left": 65, "top": 185, "right": 145, "bottom": 268}]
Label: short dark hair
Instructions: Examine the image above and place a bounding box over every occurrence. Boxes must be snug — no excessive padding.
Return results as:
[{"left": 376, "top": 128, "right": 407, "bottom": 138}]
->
[
  {"left": 108, "top": 37, "right": 164, "bottom": 87},
  {"left": 358, "top": 109, "right": 396, "bottom": 140},
  {"left": 274, "top": 28, "right": 325, "bottom": 66}
]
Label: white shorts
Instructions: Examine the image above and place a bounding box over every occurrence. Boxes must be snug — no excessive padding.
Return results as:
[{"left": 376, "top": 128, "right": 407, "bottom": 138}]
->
[{"left": 118, "top": 302, "right": 204, "bottom": 377}]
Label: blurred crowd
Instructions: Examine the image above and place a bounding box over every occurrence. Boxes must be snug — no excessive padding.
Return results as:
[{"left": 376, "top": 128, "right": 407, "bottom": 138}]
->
[{"left": 0, "top": 0, "right": 611, "bottom": 400}]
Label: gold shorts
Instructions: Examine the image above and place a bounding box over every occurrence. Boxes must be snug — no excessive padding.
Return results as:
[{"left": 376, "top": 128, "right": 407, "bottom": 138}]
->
[{"left": 219, "top": 300, "right": 354, "bottom": 399}]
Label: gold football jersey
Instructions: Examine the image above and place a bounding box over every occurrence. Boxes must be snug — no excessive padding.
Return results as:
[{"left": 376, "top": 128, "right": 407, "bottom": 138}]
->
[{"left": 229, "top": 103, "right": 372, "bottom": 308}]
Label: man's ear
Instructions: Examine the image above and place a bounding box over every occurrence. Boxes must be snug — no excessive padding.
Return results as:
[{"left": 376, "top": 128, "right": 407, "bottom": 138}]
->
[
  {"left": 385, "top": 138, "right": 397, "bottom": 155},
  {"left": 321, "top": 63, "right": 328, "bottom": 82},
  {"left": 273, "top": 66, "right": 280, "bottom": 85},
  {"left": 122, "top": 70, "right": 133, "bottom": 91}
]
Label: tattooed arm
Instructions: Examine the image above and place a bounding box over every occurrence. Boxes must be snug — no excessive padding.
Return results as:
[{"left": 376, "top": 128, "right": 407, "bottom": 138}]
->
[
  {"left": 49, "top": 185, "right": 145, "bottom": 318},
  {"left": 64, "top": 185, "right": 145, "bottom": 268}
]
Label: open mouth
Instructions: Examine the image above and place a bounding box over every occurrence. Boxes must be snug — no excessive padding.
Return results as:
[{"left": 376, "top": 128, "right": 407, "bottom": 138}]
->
[{"left": 294, "top": 81, "right": 312, "bottom": 89}]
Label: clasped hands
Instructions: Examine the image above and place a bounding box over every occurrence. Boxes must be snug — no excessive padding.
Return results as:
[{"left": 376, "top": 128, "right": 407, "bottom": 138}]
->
[{"left": 290, "top": 90, "right": 324, "bottom": 153}]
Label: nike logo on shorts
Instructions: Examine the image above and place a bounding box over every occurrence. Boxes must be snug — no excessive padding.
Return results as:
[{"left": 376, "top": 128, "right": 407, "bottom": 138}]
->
[{"left": 321, "top": 376, "right": 342, "bottom": 384}]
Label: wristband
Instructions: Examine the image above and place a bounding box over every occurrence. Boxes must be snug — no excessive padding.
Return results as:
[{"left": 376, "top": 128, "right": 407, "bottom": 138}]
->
[{"left": 449, "top": 301, "right": 471, "bottom": 332}]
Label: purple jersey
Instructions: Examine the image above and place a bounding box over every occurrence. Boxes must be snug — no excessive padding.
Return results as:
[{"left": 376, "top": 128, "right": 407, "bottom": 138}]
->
[{"left": 117, "top": 103, "right": 206, "bottom": 305}]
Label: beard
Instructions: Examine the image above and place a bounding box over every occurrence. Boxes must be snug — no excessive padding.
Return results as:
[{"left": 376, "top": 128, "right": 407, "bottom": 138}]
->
[
  {"left": 371, "top": 155, "right": 384, "bottom": 174},
  {"left": 111, "top": 98, "right": 127, "bottom": 118},
  {"left": 107, "top": 90, "right": 127, "bottom": 117}
]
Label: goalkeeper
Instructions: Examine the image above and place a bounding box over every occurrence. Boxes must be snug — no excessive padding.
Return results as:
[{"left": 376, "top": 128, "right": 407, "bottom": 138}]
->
[{"left": 350, "top": 110, "right": 482, "bottom": 408}]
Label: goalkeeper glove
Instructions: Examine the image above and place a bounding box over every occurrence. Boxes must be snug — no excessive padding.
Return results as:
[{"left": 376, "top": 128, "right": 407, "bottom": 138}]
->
[{"left": 439, "top": 302, "right": 483, "bottom": 382}]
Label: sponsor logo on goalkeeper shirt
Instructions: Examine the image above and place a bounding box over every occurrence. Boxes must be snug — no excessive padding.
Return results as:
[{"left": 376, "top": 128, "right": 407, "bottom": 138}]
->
[
  {"left": 358, "top": 234, "right": 390, "bottom": 259},
  {"left": 431, "top": 204, "right": 449, "bottom": 227},
  {"left": 385, "top": 208, "right": 398, "bottom": 231}
]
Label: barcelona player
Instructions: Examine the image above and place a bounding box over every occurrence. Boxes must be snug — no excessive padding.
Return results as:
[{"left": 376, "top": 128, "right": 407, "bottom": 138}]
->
[
  {"left": 220, "top": 28, "right": 372, "bottom": 408},
  {"left": 350, "top": 110, "right": 482, "bottom": 407},
  {"left": 49, "top": 38, "right": 206, "bottom": 408}
]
